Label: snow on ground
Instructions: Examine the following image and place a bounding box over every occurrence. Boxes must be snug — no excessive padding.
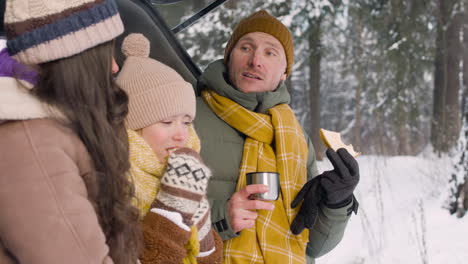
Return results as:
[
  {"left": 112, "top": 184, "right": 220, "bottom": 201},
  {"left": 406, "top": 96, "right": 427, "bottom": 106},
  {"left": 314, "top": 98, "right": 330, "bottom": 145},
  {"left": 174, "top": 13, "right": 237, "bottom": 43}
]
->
[{"left": 317, "top": 151, "right": 468, "bottom": 264}]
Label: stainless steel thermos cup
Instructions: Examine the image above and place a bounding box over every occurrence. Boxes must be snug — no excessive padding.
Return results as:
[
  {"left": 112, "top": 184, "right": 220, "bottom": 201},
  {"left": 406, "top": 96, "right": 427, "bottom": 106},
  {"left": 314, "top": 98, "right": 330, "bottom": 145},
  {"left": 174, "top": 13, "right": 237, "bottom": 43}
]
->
[{"left": 246, "top": 172, "right": 280, "bottom": 201}]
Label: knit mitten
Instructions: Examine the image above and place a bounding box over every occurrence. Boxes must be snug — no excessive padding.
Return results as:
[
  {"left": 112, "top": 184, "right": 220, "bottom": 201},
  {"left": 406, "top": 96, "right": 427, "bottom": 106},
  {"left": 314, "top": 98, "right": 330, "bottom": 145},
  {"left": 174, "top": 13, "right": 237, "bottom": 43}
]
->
[
  {"left": 192, "top": 196, "right": 214, "bottom": 255},
  {"left": 152, "top": 148, "right": 211, "bottom": 226}
]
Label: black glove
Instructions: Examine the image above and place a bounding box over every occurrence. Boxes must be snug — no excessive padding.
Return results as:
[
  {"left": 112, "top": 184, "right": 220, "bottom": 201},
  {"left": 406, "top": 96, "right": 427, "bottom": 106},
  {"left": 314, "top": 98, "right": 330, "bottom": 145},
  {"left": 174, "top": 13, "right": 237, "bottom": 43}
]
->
[
  {"left": 290, "top": 148, "right": 359, "bottom": 235},
  {"left": 321, "top": 148, "right": 359, "bottom": 206},
  {"left": 290, "top": 176, "right": 323, "bottom": 235}
]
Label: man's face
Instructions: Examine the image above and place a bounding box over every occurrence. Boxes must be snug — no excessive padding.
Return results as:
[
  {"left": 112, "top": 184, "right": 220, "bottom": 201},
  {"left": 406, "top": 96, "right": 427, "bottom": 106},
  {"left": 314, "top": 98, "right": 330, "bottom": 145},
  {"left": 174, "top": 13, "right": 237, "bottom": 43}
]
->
[{"left": 228, "top": 32, "right": 287, "bottom": 93}]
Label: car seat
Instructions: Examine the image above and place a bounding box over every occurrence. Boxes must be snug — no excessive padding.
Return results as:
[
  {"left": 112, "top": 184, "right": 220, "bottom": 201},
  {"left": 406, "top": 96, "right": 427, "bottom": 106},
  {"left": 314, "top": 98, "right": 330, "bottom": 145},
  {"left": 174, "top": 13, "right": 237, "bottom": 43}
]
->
[
  {"left": 115, "top": 0, "right": 200, "bottom": 88},
  {"left": 0, "top": 0, "right": 5, "bottom": 38}
]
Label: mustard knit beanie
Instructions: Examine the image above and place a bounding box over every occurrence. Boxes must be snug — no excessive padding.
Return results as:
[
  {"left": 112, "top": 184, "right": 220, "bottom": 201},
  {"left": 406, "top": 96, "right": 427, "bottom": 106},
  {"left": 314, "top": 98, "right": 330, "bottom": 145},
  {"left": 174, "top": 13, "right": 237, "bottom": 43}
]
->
[
  {"left": 116, "top": 33, "right": 195, "bottom": 130},
  {"left": 224, "top": 9, "right": 294, "bottom": 76},
  {"left": 4, "top": 0, "right": 124, "bottom": 65}
]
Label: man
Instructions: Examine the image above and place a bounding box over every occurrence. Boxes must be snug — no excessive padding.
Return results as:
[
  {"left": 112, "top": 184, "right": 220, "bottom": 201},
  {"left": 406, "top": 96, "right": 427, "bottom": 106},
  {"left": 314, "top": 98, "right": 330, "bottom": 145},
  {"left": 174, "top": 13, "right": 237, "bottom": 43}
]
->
[{"left": 194, "top": 10, "right": 359, "bottom": 263}]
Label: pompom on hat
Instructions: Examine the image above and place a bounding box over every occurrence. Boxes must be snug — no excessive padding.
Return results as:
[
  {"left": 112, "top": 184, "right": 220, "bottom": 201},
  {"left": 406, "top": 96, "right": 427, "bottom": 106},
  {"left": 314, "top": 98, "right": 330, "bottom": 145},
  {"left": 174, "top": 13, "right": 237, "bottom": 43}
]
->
[
  {"left": 224, "top": 10, "right": 294, "bottom": 76},
  {"left": 3, "top": 0, "right": 124, "bottom": 65},
  {"left": 116, "top": 33, "right": 195, "bottom": 130}
]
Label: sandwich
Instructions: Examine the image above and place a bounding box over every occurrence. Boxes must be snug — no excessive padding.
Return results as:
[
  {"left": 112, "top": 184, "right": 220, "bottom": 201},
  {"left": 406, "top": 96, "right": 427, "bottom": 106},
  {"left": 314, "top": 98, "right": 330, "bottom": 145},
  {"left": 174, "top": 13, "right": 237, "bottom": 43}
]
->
[{"left": 319, "top": 128, "right": 361, "bottom": 157}]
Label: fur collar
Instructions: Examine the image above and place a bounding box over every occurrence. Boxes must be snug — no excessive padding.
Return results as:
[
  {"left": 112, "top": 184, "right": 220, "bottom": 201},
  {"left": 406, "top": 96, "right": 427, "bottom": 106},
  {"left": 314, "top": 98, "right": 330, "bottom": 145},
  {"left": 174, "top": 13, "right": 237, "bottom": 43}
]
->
[{"left": 0, "top": 77, "right": 55, "bottom": 121}]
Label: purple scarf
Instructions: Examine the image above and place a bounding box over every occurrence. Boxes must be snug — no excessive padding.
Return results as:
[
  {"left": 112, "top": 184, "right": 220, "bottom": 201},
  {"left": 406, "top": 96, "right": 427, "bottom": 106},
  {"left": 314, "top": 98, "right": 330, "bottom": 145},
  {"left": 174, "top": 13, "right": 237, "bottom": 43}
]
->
[{"left": 0, "top": 48, "right": 37, "bottom": 84}]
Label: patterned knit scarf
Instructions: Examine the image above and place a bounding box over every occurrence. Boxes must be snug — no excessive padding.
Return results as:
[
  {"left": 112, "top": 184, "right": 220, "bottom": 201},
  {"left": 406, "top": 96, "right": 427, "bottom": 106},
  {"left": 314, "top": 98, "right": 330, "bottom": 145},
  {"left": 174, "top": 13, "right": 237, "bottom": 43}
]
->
[
  {"left": 128, "top": 126, "right": 201, "bottom": 218},
  {"left": 202, "top": 90, "right": 310, "bottom": 264}
]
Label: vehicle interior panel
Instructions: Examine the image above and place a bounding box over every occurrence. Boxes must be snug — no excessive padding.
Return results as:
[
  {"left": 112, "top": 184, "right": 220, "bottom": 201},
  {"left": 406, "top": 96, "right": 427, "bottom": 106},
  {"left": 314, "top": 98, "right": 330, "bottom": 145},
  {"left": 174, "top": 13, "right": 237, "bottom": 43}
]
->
[{"left": 115, "top": 0, "right": 200, "bottom": 87}]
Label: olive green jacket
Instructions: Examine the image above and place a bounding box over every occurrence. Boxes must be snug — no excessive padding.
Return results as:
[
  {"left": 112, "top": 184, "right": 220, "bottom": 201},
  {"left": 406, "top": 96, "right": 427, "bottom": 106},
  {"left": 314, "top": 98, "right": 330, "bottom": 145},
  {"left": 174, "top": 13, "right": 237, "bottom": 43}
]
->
[{"left": 194, "top": 60, "right": 354, "bottom": 262}]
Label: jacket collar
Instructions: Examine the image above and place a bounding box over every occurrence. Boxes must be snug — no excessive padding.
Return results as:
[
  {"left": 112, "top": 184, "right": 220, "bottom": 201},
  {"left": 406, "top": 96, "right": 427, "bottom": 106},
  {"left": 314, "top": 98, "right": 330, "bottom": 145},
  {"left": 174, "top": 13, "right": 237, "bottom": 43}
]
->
[
  {"left": 0, "top": 43, "right": 54, "bottom": 122},
  {"left": 198, "top": 59, "right": 290, "bottom": 114},
  {"left": 0, "top": 77, "right": 55, "bottom": 121}
]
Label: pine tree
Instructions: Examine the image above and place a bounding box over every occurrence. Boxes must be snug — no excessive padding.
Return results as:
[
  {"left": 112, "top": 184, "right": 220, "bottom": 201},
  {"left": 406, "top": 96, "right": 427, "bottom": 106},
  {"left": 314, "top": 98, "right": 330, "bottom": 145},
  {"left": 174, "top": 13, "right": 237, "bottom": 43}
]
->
[
  {"left": 431, "top": 0, "right": 463, "bottom": 153},
  {"left": 288, "top": 0, "right": 342, "bottom": 160},
  {"left": 320, "top": 0, "right": 435, "bottom": 155}
]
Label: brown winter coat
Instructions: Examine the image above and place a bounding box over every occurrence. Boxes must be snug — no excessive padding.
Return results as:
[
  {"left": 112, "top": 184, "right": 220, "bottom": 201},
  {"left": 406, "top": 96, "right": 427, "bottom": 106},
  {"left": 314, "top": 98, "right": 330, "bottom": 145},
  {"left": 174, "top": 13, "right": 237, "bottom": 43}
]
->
[
  {"left": 0, "top": 119, "right": 114, "bottom": 264},
  {"left": 140, "top": 210, "right": 223, "bottom": 264},
  {"left": 0, "top": 75, "right": 114, "bottom": 263}
]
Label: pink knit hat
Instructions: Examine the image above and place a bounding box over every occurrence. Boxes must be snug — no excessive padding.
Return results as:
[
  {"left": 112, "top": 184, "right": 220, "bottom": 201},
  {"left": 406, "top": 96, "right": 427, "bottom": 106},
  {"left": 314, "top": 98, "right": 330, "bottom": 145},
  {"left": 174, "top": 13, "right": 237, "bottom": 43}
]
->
[{"left": 116, "top": 33, "right": 195, "bottom": 130}]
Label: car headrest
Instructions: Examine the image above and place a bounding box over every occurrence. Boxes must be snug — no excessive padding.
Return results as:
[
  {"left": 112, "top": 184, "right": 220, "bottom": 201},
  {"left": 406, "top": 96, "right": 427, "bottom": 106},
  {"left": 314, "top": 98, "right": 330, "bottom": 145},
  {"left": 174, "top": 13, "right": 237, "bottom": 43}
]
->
[{"left": 0, "top": 0, "right": 5, "bottom": 37}]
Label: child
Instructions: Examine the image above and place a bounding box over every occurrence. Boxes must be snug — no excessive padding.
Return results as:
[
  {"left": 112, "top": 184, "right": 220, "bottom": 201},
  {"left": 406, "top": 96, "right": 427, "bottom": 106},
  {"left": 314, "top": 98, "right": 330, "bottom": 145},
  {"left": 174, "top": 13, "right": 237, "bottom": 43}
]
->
[
  {"left": 116, "top": 33, "right": 222, "bottom": 264},
  {"left": 0, "top": 1, "right": 141, "bottom": 263}
]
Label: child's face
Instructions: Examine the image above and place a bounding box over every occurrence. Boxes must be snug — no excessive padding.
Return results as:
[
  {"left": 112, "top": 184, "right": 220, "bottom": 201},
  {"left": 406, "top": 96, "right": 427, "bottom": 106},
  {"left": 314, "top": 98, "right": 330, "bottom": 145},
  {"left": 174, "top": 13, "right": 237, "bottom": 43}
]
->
[{"left": 141, "top": 114, "right": 193, "bottom": 162}]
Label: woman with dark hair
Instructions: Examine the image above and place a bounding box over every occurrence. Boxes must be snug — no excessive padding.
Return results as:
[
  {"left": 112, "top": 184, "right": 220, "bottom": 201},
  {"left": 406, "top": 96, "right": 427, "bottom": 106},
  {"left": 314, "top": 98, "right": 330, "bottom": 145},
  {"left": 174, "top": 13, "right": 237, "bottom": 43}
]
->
[{"left": 0, "top": 0, "right": 141, "bottom": 263}]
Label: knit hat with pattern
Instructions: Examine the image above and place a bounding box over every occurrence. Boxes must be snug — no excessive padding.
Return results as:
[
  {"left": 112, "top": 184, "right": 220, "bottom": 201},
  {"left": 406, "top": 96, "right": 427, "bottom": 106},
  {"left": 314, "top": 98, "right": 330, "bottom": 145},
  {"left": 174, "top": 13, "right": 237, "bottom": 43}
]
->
[
  {"left": 116, "top": 33, "right": 195, "bottom": 130},
  {"left": 4, "top": 0, "right": 124, "bottom": 65},
  {"left": 224, "top": 9, "right": 294, "bottom": 76}
]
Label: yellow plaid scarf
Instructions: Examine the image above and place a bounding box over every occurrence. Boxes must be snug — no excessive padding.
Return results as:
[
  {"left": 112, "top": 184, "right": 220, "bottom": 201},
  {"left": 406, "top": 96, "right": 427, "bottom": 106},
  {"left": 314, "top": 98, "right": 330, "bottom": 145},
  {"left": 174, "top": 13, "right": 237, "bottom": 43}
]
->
[
  {"left": 128, "top": 126, "right": 201, "bottom": 218},
  {"left": 202, "top": 90, "right": 309, "bottom": 264}
]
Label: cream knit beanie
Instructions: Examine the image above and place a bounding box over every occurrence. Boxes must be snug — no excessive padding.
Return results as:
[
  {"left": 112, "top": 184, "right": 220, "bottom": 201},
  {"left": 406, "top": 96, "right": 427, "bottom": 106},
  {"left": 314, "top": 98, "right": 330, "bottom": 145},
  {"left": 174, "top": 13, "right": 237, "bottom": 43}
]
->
[{"left": 116, "top": 33, "right": 195, "bottom": 130}]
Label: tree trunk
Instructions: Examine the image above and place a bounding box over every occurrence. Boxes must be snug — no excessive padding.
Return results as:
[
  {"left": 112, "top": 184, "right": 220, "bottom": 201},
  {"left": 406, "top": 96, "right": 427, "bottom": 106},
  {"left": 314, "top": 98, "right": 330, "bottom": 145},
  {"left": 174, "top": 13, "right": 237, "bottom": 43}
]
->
[
  {"left": 463, "top": 0, "right": 468, "bottom": 119},
  {"left": 397, "top": 106, "right": 411, "bottom": 155},
  {"left": 445, "top": 10, "right": 463, "bottom": 146},
  {"left": 353, "top": 15, "right": 363, "bottom": 152},
  {"left": 453, "top": 0, "right": 468, "bottom": 218},
  {"left": 308, "top": 17, "right": 324, "bottom": 160},
  {"left": 431, "top": 0, "right": 462, "bottom": 153},
  {"left": 449, "top": 85, "right": 468, "bottom": 218}
]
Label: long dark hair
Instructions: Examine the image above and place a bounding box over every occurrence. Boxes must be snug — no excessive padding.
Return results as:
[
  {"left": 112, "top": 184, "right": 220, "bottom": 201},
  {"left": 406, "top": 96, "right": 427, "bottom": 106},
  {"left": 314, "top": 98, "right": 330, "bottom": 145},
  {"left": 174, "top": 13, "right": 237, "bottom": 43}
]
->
[{"left": 33, "top": 41, "right": 141, "bottom": 264}]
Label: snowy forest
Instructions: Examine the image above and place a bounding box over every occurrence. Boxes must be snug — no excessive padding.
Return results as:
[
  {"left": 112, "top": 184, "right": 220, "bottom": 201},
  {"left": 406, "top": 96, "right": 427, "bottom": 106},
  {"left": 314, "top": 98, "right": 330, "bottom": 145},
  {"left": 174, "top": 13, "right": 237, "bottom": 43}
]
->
[
  {"left": 153, "top": 0, "right": 468, "bottom": 222},
  {"left": 153, "top": 2, "right": 468, "bottom": 259}
]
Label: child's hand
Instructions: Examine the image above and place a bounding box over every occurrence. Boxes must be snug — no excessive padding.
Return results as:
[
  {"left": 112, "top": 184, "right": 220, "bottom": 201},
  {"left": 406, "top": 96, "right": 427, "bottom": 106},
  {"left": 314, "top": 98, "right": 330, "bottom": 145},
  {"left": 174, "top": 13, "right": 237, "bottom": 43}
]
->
[{"left": 152, "top": 149, "right": 212, "bottom": 226}]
